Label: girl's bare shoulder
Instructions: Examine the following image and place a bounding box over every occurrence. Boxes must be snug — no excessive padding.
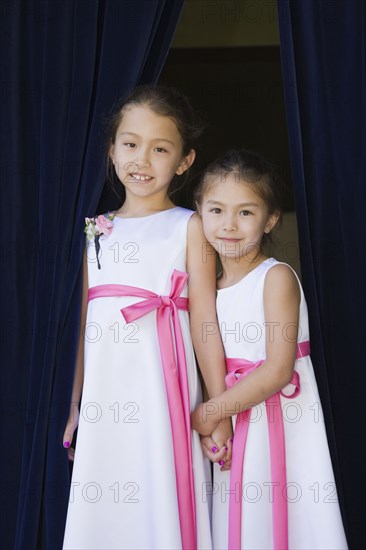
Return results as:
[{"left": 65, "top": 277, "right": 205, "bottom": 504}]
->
[
  {"left": 264, "top": 263, "right": 300, "bottom": 301},
  {"left": 187, "top": 212, "right": 205, "bottom": 240}
]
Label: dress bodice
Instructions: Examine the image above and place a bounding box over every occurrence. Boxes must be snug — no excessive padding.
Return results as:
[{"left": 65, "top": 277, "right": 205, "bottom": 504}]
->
[{"left": 216, "top": 258, "right": 310, "bottom": 362}]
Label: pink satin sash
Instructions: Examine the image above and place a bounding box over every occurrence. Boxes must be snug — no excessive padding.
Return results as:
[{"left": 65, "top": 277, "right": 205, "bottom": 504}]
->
[
  {"left": 88, "top": 270, "right": 197, "bottom": 550},
  {"left": 225, "top": 340, "right": 310, "bottom": 550}
]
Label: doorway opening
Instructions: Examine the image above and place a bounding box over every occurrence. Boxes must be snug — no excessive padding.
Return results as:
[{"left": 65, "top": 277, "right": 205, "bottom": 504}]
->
[{"left": 159, "top": 0, "right": 300, "bottom": 275}]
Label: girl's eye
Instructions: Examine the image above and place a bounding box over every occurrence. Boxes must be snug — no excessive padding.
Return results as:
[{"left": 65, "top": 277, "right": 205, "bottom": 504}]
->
[
  {"left": 210, "top": 207, "right": 222, "bottom": 214},
  {"left": 154, "top": 147, "right": 167, "bottom": 153},
  {"left": 124, "top": 143, "right": 136, "bottom": 148},
  {"left": 240, "top": 210, "right": 252, "bottom": 216}
]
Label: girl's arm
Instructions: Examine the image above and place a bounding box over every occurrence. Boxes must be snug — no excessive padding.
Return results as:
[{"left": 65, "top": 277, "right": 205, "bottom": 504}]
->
[
  {"left": 187, "top": 213, "right": 227, "bottom": 397},
  {"left": 187, "top": 214, "right": 232, "bottom": 461},
  {"left": 63, "top": 247, "right": 89, "bottom": 459},
  {"left": 191, "top": 263, "right": 301, "bottom": 435}
]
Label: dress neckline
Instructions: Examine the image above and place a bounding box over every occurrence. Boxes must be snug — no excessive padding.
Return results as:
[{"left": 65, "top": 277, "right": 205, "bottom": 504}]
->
[
  {"left": 113, "top": 206, "right": 181, "bottom": 220},
  {"left": 217, "top": 258, "right": 275, "bottom": 292}
]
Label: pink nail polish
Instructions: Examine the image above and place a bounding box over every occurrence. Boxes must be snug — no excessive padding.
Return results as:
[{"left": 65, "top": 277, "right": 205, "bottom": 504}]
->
[
  {"left": 63, "top": 441, "right": 70, "bottom": 448},
  {"left": 219, "top": 459, "right": 225, "bottom": 466},
  {"left": 211, "top": 446, "right": 218, "bottom": 453},
  {"left": 230, "top": 438, "right": 234, "bottom": 443},
  {"left": 225, "top": 446, "right": 228, "bottom": 451}
]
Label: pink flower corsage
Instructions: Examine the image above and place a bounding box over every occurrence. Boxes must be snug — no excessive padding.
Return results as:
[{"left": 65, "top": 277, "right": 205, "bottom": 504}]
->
[{"left": 84, "top": 212, "right": 115, "bottom": 269}]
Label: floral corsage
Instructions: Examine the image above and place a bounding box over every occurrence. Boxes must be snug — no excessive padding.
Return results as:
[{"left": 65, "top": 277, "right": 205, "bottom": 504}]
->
[{"left": 84, "top": 212, "right": 115, "bottom": 269}]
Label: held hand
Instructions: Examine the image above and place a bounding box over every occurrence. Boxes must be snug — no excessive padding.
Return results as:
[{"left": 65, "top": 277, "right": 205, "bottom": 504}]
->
[
  {"left": 211, "top": 419, "right": 233, "bottom": 471},
  {"left": 200, "top": 435, "right": 227, "bottom": 464},
  {"left": 63, "top": 403, "right": 79, "bottom": 461},
  {"left": 191, "top": 403, "right": 219, "bottom": 436}
]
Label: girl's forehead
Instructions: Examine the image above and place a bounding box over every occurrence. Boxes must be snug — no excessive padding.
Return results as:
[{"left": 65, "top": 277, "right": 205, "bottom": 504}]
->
[
  {"left": 117, "top": 104, "right": 179, "bottom": 133},
  {"left": 203, "top": 174, "right": 262, "bottom": 200},
  {"left": 113, "top": 104, "right": 184, "bottom": 150}
]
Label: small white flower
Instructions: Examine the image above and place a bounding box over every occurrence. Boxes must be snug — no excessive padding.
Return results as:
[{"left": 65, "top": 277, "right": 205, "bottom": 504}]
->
[
  {"left": 84, "top": 212, "right": 115, "bottom": 246},
  {"left": 84, "top": 218, "right": 97, "bottom": 241}
]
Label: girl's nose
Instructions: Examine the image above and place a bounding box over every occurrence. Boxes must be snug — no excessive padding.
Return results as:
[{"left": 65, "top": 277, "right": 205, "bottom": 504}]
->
[
  {"left": 137, "top": 148, "right": 151, "bottom": 168},
  {"left": 223, "top": 215, "right": 237, "bottom": 231}
]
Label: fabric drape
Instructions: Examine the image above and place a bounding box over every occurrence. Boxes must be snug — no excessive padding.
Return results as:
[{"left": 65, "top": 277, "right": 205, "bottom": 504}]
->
[
  {"left": 0, "top": 1, "right": 184, "bottom": 548},
  {"left": 277, "top": 1, "right": 366, "bottom": 547}
]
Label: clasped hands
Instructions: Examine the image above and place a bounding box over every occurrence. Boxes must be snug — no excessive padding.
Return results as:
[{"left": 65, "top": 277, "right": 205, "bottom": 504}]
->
[{"left": 191, "top": 401, "right": 233, "bottom": 471}]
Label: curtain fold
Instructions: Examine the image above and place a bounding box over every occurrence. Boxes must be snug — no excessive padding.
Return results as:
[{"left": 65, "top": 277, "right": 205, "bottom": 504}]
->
[
  {"left": 277, "top": 1, "right": 366, "bottom": 547},
  {"left": 0, "top": 1, "right": 184, "bottom": 548}
]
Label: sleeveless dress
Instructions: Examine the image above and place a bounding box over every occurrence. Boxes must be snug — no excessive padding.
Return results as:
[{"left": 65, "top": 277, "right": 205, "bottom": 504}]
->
[
  {"left": 63, "top": 207, "right": 212, "bottom": 550},
  {"left": 212, "top": 258, "right": 347, "bottom": 550}
]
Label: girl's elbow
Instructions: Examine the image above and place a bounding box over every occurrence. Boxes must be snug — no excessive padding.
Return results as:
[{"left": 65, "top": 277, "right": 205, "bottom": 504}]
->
[
  {"left": 271, "top": 363, "right": 294, "bottom": 389},
  {"left": 280, "top": 366, "right": 295, "bottom": 388}
]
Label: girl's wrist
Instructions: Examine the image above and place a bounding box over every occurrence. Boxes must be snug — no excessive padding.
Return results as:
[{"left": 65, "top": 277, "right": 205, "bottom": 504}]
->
[{"left": 204, "top": 399, "right": 224, "bottom": 426}]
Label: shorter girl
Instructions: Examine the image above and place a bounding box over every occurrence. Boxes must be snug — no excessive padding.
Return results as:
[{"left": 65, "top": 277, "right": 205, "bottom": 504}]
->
[{"left": 192, "top": 150, "right": 348, "bottom": 549}]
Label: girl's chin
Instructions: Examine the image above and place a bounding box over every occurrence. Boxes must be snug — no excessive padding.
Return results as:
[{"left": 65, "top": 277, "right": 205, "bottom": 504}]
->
[
  {"left": 128, "top": 178, "right": 154, "bottom": 185},
  {"left": 218, "top": 249, "right": 262, "bottom": 262}
]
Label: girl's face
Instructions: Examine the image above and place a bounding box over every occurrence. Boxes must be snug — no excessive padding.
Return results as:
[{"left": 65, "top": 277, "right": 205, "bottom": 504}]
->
[
  {"left": 200, "top": 173, "right": 279, "bottom": 262},
  {"left": 110, "top": 104, "right": 195, "bottom": 203}
]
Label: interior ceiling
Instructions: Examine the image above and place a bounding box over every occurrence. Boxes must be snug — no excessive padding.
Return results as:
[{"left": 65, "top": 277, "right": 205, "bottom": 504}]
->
[{"left": 172, "top": 0, "right": 280, "bottom": 48}]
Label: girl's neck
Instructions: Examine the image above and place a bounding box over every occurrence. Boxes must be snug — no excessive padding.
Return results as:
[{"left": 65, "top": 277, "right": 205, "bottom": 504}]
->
[
  {"left": 115, "top": 196, "right": 176, "bottom": 218},
  {"left": 218, "top": 252, "right": 268, "bottom": 289}
]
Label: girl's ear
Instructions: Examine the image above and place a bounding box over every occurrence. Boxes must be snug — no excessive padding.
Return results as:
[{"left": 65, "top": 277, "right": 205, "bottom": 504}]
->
[
  {"left": 109, "top": 143, "right": 115, "bottom": 163},
  {"left": 264, "top": 211, "right": 280, "bottom": 234},
  {"left": 176, "top": 149, "right": 196, "bottom": 175}
]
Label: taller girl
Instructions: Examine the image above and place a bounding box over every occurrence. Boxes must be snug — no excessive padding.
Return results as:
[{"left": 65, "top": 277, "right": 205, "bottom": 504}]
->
[{"left": 62, "top": 86, "right": 230, "bottom": 550}]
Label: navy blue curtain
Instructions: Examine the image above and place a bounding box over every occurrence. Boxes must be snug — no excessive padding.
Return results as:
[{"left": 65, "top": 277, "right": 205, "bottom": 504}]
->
[
  {"left": 0, "top": 1, "right": 184, "bottom": 548},
  {"left": 277, "top": 1, "right": 366, "bottom": 547}
]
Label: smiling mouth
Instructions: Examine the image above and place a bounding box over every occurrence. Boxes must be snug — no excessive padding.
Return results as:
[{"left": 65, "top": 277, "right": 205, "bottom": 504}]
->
[
  {"left": 129, "top": 173, "right": 153, "bottom": 182},
  {"left": 220, "top": 238, "right": 241, "bottom": 242}
]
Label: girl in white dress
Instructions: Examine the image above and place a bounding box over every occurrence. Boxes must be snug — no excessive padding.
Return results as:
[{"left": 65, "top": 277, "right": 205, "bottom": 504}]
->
[
  {"left": 192, "top": 149, "right": 348, "bottom": 549},
  {"left": 62, "top": 85, "right": 231, "bottom": 550}
]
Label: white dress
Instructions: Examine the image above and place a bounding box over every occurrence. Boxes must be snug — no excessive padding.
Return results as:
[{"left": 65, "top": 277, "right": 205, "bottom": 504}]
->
[
  {"left": 212, "top": 258, "right": 347, "bottom": 550},
  {"left": 63, "top": 207, "right": 212, "bottom": 550}
]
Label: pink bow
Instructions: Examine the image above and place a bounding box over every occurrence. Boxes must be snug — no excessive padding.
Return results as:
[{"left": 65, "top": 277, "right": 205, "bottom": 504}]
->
[
  {"left": 226, "top": 341, "right": 310, "bottom": 550},
  {"left": 88, "top": 270, "right": 196, "bottom": 550}
]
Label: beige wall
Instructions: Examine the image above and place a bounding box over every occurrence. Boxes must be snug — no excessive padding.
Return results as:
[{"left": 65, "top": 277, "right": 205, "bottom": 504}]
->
[
  {"left": 173, "top": 0, "right": 280, "bottom": 48},
  {"left": 264, "top": 211, "right": 301, "bottom": 278}
]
